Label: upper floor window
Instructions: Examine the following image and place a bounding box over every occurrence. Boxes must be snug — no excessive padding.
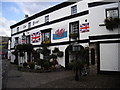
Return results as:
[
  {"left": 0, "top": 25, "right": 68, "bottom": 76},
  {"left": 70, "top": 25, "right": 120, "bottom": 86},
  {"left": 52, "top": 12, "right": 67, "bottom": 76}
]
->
[
  {"left": 69, "top": 21, "right": 79, "bottom": 40},
  {"left": 28, "top": 22, "right": 31, "bottom": 28},
  {"left": 70, "top": 21, "right": 79, "bottom": 34},
  {"left": 71, "top": 5, "right": 77, "bottom": 15},
  {"left": 17, "top": 27, "right": 19, "bottom": 32},
  {"left": 45, "top": 15, "right": 49, "bottom": 23},
  {"left": 106, "top": 8, "right": 119, "bottom": 19},
  {"left": 41, "top": 29, "right": 51, "bottom": 44}
]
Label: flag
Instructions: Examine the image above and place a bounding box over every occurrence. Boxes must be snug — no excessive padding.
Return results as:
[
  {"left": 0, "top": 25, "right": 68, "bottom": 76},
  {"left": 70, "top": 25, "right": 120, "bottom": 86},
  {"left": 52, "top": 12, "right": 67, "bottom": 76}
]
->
[
  {"left": 53, "top": 28, "right": 67, "bottom": 40},
  {"left": 31, "top": 32, "right": 40, "bottom": 43},
  {"left": 80, "top": 23, "right": 89, "bottom": 33}
]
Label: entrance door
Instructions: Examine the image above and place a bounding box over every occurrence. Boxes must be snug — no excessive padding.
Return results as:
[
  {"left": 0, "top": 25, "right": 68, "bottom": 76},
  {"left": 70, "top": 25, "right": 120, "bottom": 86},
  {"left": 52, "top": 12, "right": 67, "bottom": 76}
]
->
[{"left": 89, "top": 43, "right": 98, "bottom": 75}]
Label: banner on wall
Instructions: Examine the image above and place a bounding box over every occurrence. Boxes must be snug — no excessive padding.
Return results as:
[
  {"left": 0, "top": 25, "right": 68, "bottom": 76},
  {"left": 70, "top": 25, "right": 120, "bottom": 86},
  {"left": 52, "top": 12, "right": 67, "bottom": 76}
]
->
[
  {"left": 31, "top": 32, "right": 40, "bottom": 43},
  {"left": 53, "top": 28, "right": 67, "bottom": 40},
  {"left": 80, "top": 23, "right": 89, "bottom": 33}
]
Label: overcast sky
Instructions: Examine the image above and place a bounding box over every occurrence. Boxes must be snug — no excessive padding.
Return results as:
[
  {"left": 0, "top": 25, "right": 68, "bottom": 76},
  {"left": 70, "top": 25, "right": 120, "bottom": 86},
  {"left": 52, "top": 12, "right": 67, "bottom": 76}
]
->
[
  {"left": 0, "top": 0, "right": 119, "bottom": 37},
  {"left": 0, "top": 0, "right": 67, "bottom": 37}
]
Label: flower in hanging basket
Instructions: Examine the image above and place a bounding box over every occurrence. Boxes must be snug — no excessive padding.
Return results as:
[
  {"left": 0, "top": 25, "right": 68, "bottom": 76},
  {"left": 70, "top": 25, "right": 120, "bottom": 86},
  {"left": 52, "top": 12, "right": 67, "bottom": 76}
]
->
[
  {"left": 69, "top": 33, "right": 78, "bottom": 39},
  {"left": 46, "top": 40, "right": 51, "bottom": 44},
  {"left": 42, "top": 40, "right": 51, "bottom": 44}
]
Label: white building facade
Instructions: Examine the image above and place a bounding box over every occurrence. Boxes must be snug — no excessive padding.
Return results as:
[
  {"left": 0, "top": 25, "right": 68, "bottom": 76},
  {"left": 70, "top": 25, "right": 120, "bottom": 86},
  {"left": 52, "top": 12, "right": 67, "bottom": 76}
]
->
[{"left": 10, "top": 0, "right": 120, "bottom": 74}]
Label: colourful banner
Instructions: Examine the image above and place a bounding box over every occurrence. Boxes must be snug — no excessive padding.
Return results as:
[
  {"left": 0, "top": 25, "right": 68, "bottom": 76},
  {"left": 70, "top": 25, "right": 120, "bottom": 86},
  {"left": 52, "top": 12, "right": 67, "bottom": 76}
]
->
[
  {"left": 80, "top": 23, "right": 89, "bottom": 33},
  {"left": 53, "top": 28, "right": 67, "bottom": 40}
]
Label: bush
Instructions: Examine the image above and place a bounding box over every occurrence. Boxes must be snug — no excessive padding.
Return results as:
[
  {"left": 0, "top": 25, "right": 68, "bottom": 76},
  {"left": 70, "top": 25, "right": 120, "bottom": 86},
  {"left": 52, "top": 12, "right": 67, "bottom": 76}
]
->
[
  {"left": 43, "top": 60, "right": 51, "bottom": 69},
  {"left": 50, "top": 54, "right": 57, "bottom": 60},
  {"left": 36, "top": 59, "right": 42, "bottom": 65},
  {"left": 18, "top": 66, "right": 22, "bottom": 70},
  {"left": 52, "top": 47, "right": 59, "bottom": 53},
  {"left": 29, "top": 62, "right": 35, "bottom": 69},
  {"left": 23, "top": 62, "right": 28, "bottom": 68},
  {"left": 51, "top": 60, "right": 58, "bottom": 66}
]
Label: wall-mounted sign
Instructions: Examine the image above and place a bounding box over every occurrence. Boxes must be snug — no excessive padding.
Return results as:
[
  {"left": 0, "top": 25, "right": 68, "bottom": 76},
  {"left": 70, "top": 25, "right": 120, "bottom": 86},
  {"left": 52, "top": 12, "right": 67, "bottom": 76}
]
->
[
  {"left": 33, "top": 20, "right": 39, "bottom": 25},
  {"left": 23, "top": 25, "right": 27, "bottom": 29},
  {"left": 53, "top": 28, "right": 67, "bottom": 40},
  {"left": 80, "top": 23, "right": 89, "bottom": 33},
  {"left": 31, "top": 32, "right": 40, "bottom": 43}
]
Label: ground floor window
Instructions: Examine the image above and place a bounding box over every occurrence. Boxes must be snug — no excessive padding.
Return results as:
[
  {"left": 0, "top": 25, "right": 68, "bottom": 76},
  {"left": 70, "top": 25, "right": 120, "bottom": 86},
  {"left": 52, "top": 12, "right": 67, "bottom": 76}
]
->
[{"left": 41, "top": 30, "right": 51, "bottom": 44}]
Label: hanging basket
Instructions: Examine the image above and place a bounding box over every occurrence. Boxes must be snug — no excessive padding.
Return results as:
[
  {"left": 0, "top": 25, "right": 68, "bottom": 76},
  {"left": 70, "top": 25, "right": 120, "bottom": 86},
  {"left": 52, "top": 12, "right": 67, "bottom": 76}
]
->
[{"left": 104, "top": 18, "right": 120, "bottom": 30}]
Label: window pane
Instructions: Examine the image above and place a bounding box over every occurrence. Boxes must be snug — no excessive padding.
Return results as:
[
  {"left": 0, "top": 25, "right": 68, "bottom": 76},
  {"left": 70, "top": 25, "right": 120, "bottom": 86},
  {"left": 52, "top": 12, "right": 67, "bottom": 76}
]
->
[
  {"left": 106, "top": 8, "right": 118, "bottom": 18},
  {"left": 17, "top": 27, "right": 19, "bottom": 32},
  {"left": 28, "top": 22, "right": 31, "bottom": 28},
  {"left": 71, "top": 5, "right": 77, "bottom": 15},
  {"left": 71, "top": 22, "right": 78, "bottom": 33},
  {"left": 45, "top": 32, "right": 50, "bottom": 40}
]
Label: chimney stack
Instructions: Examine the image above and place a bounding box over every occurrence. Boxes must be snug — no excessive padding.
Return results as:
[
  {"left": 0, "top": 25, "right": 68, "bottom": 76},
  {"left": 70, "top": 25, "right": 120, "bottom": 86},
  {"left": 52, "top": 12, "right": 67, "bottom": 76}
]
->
[{"left": 25, "top": 14, "right": 29, "bottom": 19}]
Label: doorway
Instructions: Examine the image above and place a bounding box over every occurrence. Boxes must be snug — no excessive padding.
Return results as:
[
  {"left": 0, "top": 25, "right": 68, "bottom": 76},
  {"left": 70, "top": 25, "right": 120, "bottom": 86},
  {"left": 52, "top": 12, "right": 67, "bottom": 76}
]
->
[{"left": 89, "top": 43, "right": 99, "bottom": 75}]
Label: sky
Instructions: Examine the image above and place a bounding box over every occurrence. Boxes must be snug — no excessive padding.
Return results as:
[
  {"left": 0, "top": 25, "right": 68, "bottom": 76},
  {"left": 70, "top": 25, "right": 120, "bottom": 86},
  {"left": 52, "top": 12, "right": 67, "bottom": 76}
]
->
[
  {"left": 1, "top": 0, "right": 118, "bottom": 37},
  {"left": 0, "top": 0, "right": 67, "bottom": 37}
]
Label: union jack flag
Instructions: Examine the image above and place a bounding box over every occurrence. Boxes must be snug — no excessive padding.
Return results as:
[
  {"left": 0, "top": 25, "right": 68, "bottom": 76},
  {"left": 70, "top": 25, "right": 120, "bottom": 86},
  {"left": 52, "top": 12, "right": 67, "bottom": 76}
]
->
[
  {"left": 80, "top": 23, "right": 89, "bottom": 33},
  {"left": 31, "top": 32, "right": 40, "bottom": 43}
]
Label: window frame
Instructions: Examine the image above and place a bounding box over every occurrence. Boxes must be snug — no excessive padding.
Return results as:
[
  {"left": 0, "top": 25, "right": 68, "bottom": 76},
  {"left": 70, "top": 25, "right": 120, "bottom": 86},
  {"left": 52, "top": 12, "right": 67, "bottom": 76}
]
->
[
  {"left": 69, "top": 21, "right": 79, "bottom": 40},
  {"left": 69, "top": 21, "right": 79, "bottom": 34},
  {"left": 45, "top": 15, "right": 49, "bottom": 23},
  {"left": 71, "top": 5, "right": 77, "bottom": 15},
  {"left": 17, "top": 27, "right": 19, "bottom": 32},
  {"left": 28, "top": 22, "right": 31, "bottom": 29},
  {"left": 41, "top": 29, "right": 51, "bottom": 44},
  {"left": 26, "top": 35, "right": 31, "bottom": 44},
  {"left": 105, "top": 7, "right": 119, "bottom": 19}
]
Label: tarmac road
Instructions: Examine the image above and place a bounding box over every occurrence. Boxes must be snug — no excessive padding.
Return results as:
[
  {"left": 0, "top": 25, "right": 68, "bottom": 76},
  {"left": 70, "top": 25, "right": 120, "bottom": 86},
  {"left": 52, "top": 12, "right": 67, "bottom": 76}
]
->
[{"left": 2, "top": 59, "right": 120, "bottom": 89}]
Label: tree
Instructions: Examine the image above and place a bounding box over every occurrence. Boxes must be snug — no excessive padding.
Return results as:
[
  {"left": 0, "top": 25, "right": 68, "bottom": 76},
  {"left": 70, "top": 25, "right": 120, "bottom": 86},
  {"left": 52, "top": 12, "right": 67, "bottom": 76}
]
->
[
  {"left": 14, "top": 44, "right": 34, "bottom": 64},
  {"left": 69, "top": 45, "right": 87, "bottom": 81},
  {"left": 41, "top": 46, "right": 51, "bottom": 60}
]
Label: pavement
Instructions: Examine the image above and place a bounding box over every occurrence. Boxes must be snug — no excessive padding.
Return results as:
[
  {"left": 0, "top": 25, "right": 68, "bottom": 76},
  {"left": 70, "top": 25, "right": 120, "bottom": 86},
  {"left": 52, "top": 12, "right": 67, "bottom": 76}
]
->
[{"left": 2, "top": 59, "right": 120, "bottom": 89}]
